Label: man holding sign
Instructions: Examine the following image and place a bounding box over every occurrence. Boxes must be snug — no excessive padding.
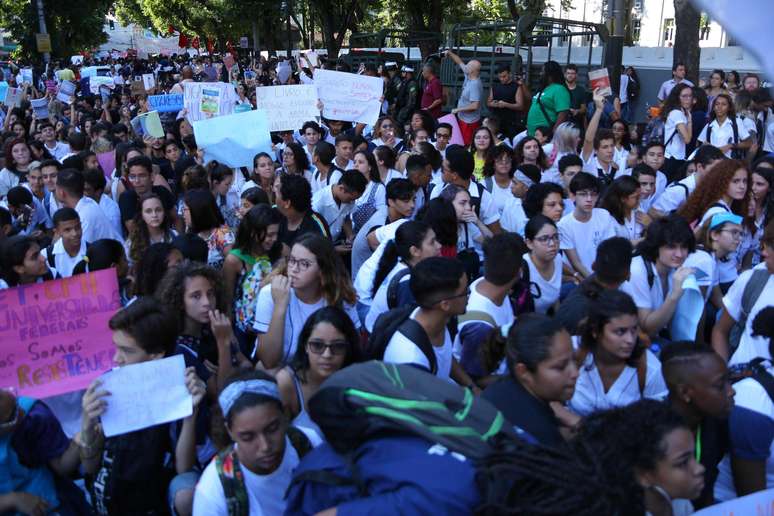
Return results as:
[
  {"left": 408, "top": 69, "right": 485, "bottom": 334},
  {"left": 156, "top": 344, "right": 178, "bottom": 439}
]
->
[{"left": 79, "top": 298, "right": 207, "bottom": 516}]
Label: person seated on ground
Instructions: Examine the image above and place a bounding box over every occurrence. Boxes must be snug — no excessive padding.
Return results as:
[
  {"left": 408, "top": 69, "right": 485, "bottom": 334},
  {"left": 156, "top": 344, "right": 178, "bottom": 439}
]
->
[
  {"left": 40, "top": 208, "right": 87, "bottom": 278},
  {"left": 276, "top": 306, "right": 360, "bottom": 446},
  {"left": 311, "top": 170, "right": 367, "bottom": 249},
  {"left": 482, "top": 314, "right": 578, "bottom": 447},
  {"left": 568, "top": 289, "right": 668, "bottom": 417},
  {"left": 192, "top": 370, "right": 312, "bottom": 516},
  {"left": 661, "top": 342, "right": 735, "bottom": 509},
  {"left": 274, "top": 174, "right": 331, "bottom": 254},
  {"left": 79, "top": 297, "right": 207, "bottom": 516},
  {"left": 0, "top": 235, "right": 54, "bottom": 289}
]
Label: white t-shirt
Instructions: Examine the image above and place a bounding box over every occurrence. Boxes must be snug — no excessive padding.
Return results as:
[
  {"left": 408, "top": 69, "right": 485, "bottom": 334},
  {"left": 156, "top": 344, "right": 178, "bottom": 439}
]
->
[
  {"left": 486, "top": 180, "right": 512, "bottom": 216},
  {"left": 715, "top": 361, "right": 774, "bottom": 501},
  {"left": 652, "top": 174, "right": 696, "bottom": 214},
  {"left": 697, "top": 117, "right": 751, "bottom": 157},
  {"left": 621, "top": 255, "right": 675, "bottom": 311},
  {"left": 726, "top": 264, "right": 774, "bottom": 366},
  {"left": 193, "top": 438, "right": 299, "bottom": 516},
  {"left": 354, "top": 181, "right": 386, "bottom": 212},
  {"left": 383, "top": 307, "right": 453, "bottom": 380},
  {"left": 311, "top": 185, "right": 354, "bottom": 240},
  {"left": 558, "top": 208, "right": 617, "bottom": 272},
  {"left": 353, "top": 219, "right": 408, "bottom": 304},
  {"left": 568, "top": 349, "right": 668, "bottom": 416},
  {"left": 524, "top": 252, "right": 563, "bottom": 314},
  {"left": 365, "top": 262, "right": 408, "bottom": 333},
  {"left": 40, "top": 239, "right": 87, "bottom": 278},
  {"left": 75, "top": 196, "right": 123, "bottom": 243},
  {"left": 699, "top": 200, "right": 738, "bottom": 284},
  {"left": 500, "top": 197, "right": 527, "bottom": 236},
  {"left": 453, "top": 277, "right": 514, "bottom": 359},
  {"left": 309, "top": 168, "right": 342, "bottom": 195},
  {"left": 429, "top": 181, "right": 500, "bottom": 226},
  {"left": 253, "top": 285, "right": 360, "bottom": 365},
  {"left": 664, "top": 109, "right": 688, "bottom": 160},
  {"left": 99, "top": 194, "right": 124, "bottom": 240}
]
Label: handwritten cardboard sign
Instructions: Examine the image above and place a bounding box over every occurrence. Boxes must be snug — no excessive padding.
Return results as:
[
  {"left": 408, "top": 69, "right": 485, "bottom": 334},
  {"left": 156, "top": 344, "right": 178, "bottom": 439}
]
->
[
  {"left": 0, "top": 269, "right": 121, "bottom": 399},
  {"left": 148, "top": 93, "right": 183, "bottom": 113},
  {"left": 56, "top": 80, "right": 76, "bottom": 104},
  {"left": 254, "top": 84, "right": 319, "bottom": 132},
  {"left": 314, "top": 69, "right": 383, "bottom": 125},
  {"left": 100, "top": 354, "right": 191, "bottom": 437}
]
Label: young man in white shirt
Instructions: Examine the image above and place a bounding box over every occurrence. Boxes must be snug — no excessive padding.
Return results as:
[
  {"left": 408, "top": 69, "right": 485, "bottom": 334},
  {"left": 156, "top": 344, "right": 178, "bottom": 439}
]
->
[
  {"left": 38, "top": 121, "right": 71, "bottom": 162},
  {"left": 433, "top": 123, "right": 453, "bottom": 159},
  {"left": 55, "top": 168, "right": 123, "bottom": 243},
  {"left": 41, "top": 208, "right": 88, "bottom": 278},
  {"left": 558, "top": 172, "right": 617, "bottom": 279},
  {"left": 40, "top": 159, "right": 62, "bottom": 220},
  {"left": 332, "top": 133, "right": 355, "bottom": 171},
  {"left": 309, "top": 141, "right": 343, "bottom": 194},
  {"left": 383, "top": 256, "right": 476, "bottom": 389},
  {"left": 641, "top": 142, "right": 668, "bottom": 201},
  {"left": 657, "top": 62, "right": 695, "bottom": 102},
  {"left": 454, "top": 233, "right": 525, "bottom": 383},
  {"left": 311, "top": 170, "right": 367, "bottom": 244},
  {"left": 581, "top": 88, "right": 620, "bottom": 187},
  {"left": 650, "top": 145, "right": 726, "bottom": 218},
  {"left": 83, "top": 168, "right": 123, "bottom": 240}
]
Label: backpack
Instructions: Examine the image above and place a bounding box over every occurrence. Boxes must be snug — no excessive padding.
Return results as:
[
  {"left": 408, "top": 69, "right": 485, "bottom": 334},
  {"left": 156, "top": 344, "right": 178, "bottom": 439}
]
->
[
  {"left": 386, "top": 268, "right": 411, "bottom": 310},
  {"left": 510, "top": 258, "right": 535, "bottom": 316},
  {"left": 231, "top": 250, "right": 271, "bottom": 332},
  {"left": 365, "top": 305, "right": 437, "bottom": 374},
  {"left": 728, "top": 268, "right": 770, "bottom": 355},
  {"left": 729, "top": 357, "right": 774, "bottom": 402},
  {"left": 306, "top": 361, "right": 518, "bottom": 462},
  {"left": 215, "top": 426, "right": 312, "bottom": 516},
  {"left": 705, "top": 118, "right": 743, "bottom": 159}
]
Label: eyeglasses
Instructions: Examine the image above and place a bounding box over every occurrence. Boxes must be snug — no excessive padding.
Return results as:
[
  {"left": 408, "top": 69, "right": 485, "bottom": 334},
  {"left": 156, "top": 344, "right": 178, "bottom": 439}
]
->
[
  {"left": 533, "top": 234, "right": 560, "bottom": 244},
  {"left": 436, "top": 133, "right": 451, "bottom": 139},
  {"left": 288, "top": 256, "right": 315, "bottom": 271},
  {"left": 307, "top": 340, "right": 348, "bottom": 355}
]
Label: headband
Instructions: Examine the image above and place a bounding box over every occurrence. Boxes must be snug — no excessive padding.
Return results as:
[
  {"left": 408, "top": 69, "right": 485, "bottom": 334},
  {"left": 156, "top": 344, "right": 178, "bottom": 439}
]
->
[
  {"left": 710, "top": 212, "right": 742, "bottom": 230},
  {"left": 514, "top": 170, "right": 535, "bottom": 189},
  {"left": 218, "top": 379, "right": 280, "bottom": 417}
]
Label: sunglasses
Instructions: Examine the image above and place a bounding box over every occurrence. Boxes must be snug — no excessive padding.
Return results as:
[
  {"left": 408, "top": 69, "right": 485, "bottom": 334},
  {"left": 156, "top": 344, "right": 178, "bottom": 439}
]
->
[{"left": 307, "top": 340, "right": 348, "bottom": 355}]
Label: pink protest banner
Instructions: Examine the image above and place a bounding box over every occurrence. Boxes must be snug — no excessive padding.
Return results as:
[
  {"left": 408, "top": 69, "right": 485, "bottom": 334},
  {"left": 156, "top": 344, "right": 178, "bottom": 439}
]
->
[
  {"left": 97, "top": 150, "right": 116, "bottom": 180},
  {"left": 437, "top": 114, "right": 465, "bottom": 146},
  {"left": 0, "top": 269, "right": 121, "bottom": 399}
]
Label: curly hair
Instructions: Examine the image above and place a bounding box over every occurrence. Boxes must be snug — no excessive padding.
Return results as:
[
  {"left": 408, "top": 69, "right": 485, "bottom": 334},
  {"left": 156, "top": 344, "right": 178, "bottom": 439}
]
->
[
  {"left": 678, "top": 159, "right": 751, "bottom": 225},
  {"left": 514, "top": 136, "right": 549, "bottom": 170},
  {"left": 660, "top": 83, "right": 693, "bottom": 121},
  {"left": 275, "top": 233, "right": 357, "bottom": 306},
  {"left": 482, "top": 144, "right": 515, "bottom": 178},
  {"left": 127, "top": 193, "right": 173, "bottom": 265},
  {"left": 156, "top": 261, "right": 229, "bottom": 333}
]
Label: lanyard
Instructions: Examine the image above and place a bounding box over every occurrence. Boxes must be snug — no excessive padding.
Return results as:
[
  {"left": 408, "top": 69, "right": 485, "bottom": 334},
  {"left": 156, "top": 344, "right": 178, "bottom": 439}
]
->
[{"left": 695, "top": 424, "right": 702, "bottom": 463}]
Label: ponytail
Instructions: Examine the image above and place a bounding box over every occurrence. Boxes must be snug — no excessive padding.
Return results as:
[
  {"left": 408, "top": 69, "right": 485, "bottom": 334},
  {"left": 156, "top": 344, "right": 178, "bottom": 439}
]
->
[{"left": 371, "top": 221, "right": 432, "bottom": 297}]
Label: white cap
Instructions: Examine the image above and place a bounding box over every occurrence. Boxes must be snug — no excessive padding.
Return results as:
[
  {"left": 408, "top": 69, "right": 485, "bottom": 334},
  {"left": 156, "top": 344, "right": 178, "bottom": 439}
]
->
[
  {"left": 384, "top": 61, "right": 397, "bottom": 69},
  {"left": 401, "top": 65, "right": 414, "bottom": 73}
]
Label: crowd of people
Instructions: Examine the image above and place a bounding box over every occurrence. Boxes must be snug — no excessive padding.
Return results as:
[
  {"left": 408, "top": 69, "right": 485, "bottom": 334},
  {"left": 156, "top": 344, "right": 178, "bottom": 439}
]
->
[{"left": 0, "top": 46, "right": 773, "bottom": 515}]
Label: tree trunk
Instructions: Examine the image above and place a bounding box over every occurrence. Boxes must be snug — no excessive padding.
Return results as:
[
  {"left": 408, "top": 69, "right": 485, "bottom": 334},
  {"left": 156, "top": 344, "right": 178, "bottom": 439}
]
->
[{"left": 673, "top": 0, "right": 701, "bottom": 83}]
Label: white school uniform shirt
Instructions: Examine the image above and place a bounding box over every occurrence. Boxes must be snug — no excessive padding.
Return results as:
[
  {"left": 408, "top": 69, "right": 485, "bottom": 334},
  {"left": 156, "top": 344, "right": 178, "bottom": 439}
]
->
[
  {"left": 621, "top": 255, "right": 675, "bottom": 312},
  {"left": 309, "top": 167, "right": 342, "bottom": 195},
  {"left": 652, "top": 174, "right": 696, "bottom": 214},
  {"left": 75, "top": 196, "right": 123, "bottom": 243},
  {"left": 664, "top": 109, "right": 688, "bottom": 160},
  {"left": 699, "top": 200, "right": 738, "bottom": 284},
  {"left": 726, "top": 264, "right": 774, "bottom": 366},
  {"left": 714, "top": 360, "right": 774, "bottom": 501},
  {"left": 99, "top": 194, "right": 123, "bottom": 239},
  {"left": 452, "top": 276, "right": 514, "bottom": 359},
  {"left": 353, "top": 219, "right": 408, "bottom": 304},
  {"left": 253, "top": 285, "right": 360, "bottom": 365},
  {"left": 383, "top": 306, "right": 453, "bottom": 380},
  {"left": 354, "top": 181, "right": 386, "bottom": 212},
  {"left": 557, "top": 208, "right": 617, "bottom": 273},
  {"left": 40, "top": 238, "right": 88, "bottom": 278},
  {"left": 758, "top": 108, "right": 774, "bottom": 153},
  {"left": 311, "top": 185, "right": 353, "bottom": 240},
  {"left": 486, "top": 180, "right": 513, "bottom": 216},
  {"left": 499, "top": 197, "right": 527, "bottom": 236},
  {"left": 657, "top": 78, "right": 694, "bottom": 102},
  {"left": 429, "top": 181, "right": 500, "bottom": 226},
  {"left": 697, "top": 117, "right": 750, "bottom": 157},
  {"left": 45, "top": 141, "right": 71, "bottom": 162},
  {"left": 365, "top": 262, "right": 409, "bottom": 333},
  {"left": 457, "top": 222, "right": 484, "bottom": 261},
  {"left": 613, "top": 211, "right": 644, "bottom": 241},
  {"left": 193, "top": 438, "right": 299, "bottom": 516},
  {"left": 568, "top": 349, "right": 668, "bottom": 416},
  {"left": 524, "top": 252, "right": 563, "bottom": 314}
]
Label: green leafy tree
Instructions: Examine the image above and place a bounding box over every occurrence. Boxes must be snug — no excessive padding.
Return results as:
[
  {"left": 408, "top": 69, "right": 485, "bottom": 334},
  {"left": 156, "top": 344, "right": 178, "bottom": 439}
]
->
[{"left": 0, "top": 0, "right": 112, "bottom": 59}]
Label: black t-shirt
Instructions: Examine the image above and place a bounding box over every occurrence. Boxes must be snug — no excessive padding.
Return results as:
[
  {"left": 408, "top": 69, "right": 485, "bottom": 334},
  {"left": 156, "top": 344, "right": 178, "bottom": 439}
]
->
[
  {"left": 278, "top": 210, "right": 331, "bottom": 248},
  {"left": 118, "top": 186, "right": 176, "bottom": 223},
  {"left": 491, "top": 80, "right": 520, "bottom": 132},
  {"left": 482, "top": 377, "right": 565, "bottom": 447}
]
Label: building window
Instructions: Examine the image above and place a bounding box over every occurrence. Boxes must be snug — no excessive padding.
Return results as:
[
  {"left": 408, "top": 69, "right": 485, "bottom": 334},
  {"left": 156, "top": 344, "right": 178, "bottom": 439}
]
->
[
  {"left": 663, "top": 18, "right": 675, "bottom": 43},
  {"left": 632, "top": 19, "right": 641, "bottom": 44}
]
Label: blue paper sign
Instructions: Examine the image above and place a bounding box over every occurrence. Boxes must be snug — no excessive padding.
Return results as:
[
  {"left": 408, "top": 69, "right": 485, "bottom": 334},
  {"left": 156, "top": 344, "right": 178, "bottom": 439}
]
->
[
  {"left": 192, "top": 109, "right": 272, "bottom": 169},
  {"left": 0, "top": 82, "right": 8, "bottom": 105},
  {"left": 147, "top": 94, "right": 184, "bottom": 113}
]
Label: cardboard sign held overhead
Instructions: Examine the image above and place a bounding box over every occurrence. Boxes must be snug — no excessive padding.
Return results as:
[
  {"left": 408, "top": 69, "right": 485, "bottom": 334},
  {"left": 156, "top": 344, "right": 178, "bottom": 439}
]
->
[{"left": 130, "top": 80, "right": 146, "bottom": 96}]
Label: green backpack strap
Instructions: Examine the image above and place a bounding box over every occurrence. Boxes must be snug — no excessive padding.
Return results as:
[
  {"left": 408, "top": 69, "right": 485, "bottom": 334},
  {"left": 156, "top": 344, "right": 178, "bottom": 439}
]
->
[
  {"left": 215, "top": 447, "right": 249, "bottom": 516},
  {"left": 457, "top": 310, "right": 497, "bottom": 328}
]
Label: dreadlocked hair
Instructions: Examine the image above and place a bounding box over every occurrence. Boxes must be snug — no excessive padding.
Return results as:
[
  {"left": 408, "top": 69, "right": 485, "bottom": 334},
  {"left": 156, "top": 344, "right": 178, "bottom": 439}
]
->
[{"left": 474, "top": 438, "right": 626, "bottom": 515}]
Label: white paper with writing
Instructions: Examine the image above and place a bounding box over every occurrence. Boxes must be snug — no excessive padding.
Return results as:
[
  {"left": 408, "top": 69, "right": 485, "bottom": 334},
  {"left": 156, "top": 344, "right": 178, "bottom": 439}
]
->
[
  {"left": 254, "top": 85, "right": 319, "bottom": 132},
  {"left": 314, "top": 69, "right": 383, "bottom": 125}
]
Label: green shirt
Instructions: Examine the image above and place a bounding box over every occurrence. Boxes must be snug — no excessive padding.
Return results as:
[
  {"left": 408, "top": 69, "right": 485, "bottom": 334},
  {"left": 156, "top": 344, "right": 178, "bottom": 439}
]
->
[{"left": 527, "top": 83, "right": 571, "bottom": 135}]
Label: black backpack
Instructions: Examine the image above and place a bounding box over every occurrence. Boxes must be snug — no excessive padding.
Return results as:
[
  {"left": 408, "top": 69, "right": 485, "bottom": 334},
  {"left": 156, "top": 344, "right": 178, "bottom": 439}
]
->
[
  {"left": 705, "top": 118, "right": 743, "bottom": 159},
  {"left": 386, "top": 268, "right": 411, "bottom": 310},
  {"left": 364, "top": 305, "right": 437, "bottom": 374}
]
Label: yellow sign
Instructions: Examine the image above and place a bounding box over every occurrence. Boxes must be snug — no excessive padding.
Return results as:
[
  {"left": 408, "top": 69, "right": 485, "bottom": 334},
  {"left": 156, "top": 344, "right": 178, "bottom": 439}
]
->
[{"left": 35, "top": 33, "right": 51, "bottom": 53}]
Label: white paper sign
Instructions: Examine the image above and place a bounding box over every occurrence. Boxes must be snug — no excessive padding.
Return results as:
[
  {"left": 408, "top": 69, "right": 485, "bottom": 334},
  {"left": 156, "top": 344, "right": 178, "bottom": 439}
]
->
[
  {"left": 183, "top": 81, "right": 237, "bottom": 122},
  {"left": 31, "top": 97, "right": 49, "bottom": 118},
  {"left": 254, "top": 85, "right": 319, "bottom": 132},
  {"left": 314, "top": 69, "right": 383, "bottom": 125},
  {"left": 3, "top": 87, "right": 22, "bottom": 107},
  {"left": 99, "top": 355, "right": 191, "bottom": 437},
  {"left": 56, "top": 80, "right": 76, "bottom": 103},
  {"left": 21, "top": 68, "right": 33, "bottom": 85},
  {"left": 142, "top": 73, "right": 155, "bottom": 91}
]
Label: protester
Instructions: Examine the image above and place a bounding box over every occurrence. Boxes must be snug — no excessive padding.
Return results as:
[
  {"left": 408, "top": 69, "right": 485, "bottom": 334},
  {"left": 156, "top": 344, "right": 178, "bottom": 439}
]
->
[{"left": 444, "top": 50, "right": 483, "bottom": 145}]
